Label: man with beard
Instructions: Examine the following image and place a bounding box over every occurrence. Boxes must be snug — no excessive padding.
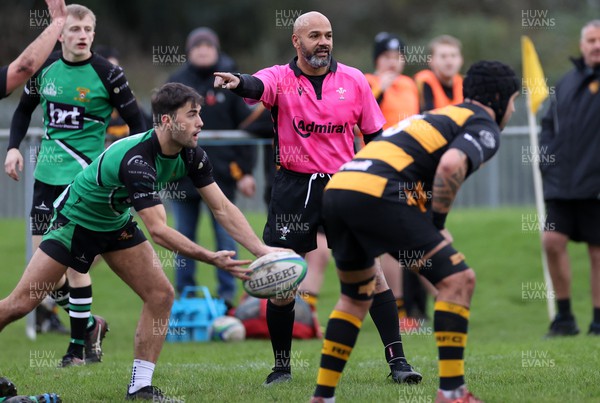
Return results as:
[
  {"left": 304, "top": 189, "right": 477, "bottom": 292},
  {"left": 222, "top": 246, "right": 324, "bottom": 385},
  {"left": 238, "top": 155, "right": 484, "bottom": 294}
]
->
[
  {"left": 215, "top": 11, "right": 421, "bottom": 386},
  {"left": 166, "top": 27, "right": 258, "bottom": 305},
  {"left": 541, "top": 20, "right": 600, "bottom": 337}
]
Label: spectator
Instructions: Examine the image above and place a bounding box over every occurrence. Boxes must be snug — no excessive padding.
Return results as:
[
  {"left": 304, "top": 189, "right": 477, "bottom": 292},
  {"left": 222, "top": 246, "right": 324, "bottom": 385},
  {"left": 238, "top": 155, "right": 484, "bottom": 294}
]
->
[
  {"left": 414, "top": 35, "right": 464, "bottom": 112},
  {"left": 166, "top": 27, "right": 258, "bottom": 306},
  {"left": 541, "top": 19, "right": 600, "bottom": 337}
]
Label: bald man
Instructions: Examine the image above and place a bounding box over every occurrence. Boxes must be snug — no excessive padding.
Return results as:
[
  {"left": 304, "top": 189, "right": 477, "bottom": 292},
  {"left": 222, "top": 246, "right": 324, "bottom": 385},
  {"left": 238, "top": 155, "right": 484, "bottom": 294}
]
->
[
  {"left": 215, "top": 11, "right": 421, "bottom": 386},
  {"left": 541, "top": 20, "right": 600, "bottom": 338}
]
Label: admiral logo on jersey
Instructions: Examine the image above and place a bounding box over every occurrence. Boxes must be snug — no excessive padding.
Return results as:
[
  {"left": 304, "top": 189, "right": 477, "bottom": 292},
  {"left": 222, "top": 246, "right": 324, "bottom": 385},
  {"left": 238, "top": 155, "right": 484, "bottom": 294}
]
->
[
  {"left": 46, "top": 102, "right": 84, "bottom": 130},
  {"left": 292, "top": 117, "right": 348, "bottom": 138}
]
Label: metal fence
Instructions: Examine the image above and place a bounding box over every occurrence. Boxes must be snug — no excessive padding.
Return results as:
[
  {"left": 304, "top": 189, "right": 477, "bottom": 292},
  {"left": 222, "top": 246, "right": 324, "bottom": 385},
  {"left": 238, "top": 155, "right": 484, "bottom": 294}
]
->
[{"left": 0, "top": 127, "right": 538, "bottom": 218}]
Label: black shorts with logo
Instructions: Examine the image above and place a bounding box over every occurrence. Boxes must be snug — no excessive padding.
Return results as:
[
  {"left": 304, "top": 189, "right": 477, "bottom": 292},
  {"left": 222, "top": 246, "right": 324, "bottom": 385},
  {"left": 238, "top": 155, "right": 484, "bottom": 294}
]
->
[
  {"left": 39, "top": 212, "right": 147, "bottom": 273},
  {"left": 30, "top": 180, "right": 68, "bottom": 236},
  {"left": 323, "top": 189, "right": 468, "bottom": 284},
  {"left": 263, "top": 168, "right": 331, "bottom": 253},
  {"left": 545, "top": 199, "right": 600, "bottom": 244}
]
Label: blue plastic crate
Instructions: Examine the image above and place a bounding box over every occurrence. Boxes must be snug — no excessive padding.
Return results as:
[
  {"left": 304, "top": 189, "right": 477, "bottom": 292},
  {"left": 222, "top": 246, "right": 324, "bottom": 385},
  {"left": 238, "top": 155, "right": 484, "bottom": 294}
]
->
[{"left": 166, "top": 286, "right": 227, "bottom": 342}]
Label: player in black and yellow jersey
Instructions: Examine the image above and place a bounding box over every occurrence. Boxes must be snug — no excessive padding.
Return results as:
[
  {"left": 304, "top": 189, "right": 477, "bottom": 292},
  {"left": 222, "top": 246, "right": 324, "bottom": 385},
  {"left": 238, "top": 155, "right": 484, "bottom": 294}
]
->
[{"left": 311, "top": 61, "right": 519, "bottom": 403}]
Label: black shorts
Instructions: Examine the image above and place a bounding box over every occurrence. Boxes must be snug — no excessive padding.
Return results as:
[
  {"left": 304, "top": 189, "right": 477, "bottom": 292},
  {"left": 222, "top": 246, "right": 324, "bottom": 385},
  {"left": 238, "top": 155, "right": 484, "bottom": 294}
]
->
[
  {"left": 30, "top": 180, "right": 68, "bottom": 236},
  {"left": 263, "top": 169, "right": 331, "bottom": 253},
  {"left": 545, "top": 199, "right": 600, "bottom": 244},
  {"left": 323, "top": 189, "right": 468, "bottom": 284},
  {"left": 39, "top": 212, "right": 147, "bottom": 273}
]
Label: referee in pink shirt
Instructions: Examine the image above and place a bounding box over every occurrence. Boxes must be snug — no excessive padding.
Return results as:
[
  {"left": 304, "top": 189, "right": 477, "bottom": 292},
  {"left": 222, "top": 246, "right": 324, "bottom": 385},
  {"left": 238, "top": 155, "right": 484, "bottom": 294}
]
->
[{"left": 215, "top": 11, "right": 421, "bottom": 386}]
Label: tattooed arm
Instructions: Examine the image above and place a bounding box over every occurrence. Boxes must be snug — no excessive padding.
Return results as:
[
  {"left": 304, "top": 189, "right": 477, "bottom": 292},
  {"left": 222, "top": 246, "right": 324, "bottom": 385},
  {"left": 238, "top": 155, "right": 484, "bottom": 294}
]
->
[{"left": 431, "top": 149, "right": 468, "bottom": 229}]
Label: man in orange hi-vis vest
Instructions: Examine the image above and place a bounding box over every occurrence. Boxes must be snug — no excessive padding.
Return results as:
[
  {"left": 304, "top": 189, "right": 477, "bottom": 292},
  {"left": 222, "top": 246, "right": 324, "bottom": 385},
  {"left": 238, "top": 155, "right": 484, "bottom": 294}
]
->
[
  {"left": 365, "top": 32, "right": 419, "bottom": 130},
  {"left": 415, "top": 35, "right": 464, "bottom": 112},
  {"left": 365, "top": 32, "right": 424, "bottom": 331}
]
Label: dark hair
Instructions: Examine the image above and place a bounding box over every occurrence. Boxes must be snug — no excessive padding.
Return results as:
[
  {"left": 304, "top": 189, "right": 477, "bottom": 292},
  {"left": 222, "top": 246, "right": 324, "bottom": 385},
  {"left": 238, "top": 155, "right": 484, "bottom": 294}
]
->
[
  {"left": 463, "top": 60, "right": 519, "bottom": 125},
  {"left": 151, "top": 83, "right": 202, "bottom": 126}
]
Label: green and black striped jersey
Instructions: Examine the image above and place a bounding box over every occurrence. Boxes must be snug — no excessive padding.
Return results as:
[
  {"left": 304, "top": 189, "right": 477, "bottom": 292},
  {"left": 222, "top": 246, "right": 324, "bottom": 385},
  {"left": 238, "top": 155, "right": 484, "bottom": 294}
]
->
[
  {"left": 54, "top": 130, "right": 214, "bottom": 232},
  {"left": 9, "top": 51, "right": 146, "bottom": 185}
]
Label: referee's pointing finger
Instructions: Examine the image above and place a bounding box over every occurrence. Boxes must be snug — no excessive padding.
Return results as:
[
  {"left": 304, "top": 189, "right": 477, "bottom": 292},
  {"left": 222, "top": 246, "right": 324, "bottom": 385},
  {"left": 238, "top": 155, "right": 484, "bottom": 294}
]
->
[{"left": 214, "top": 72, "right": 240, "bottom": 89}]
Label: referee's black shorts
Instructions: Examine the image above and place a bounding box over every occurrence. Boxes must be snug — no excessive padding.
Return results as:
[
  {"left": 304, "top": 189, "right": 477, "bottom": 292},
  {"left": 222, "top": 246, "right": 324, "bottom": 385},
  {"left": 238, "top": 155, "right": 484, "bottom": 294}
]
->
[
  {"left": 263, "top": 168, "right": 331, "bottom": 254},
  {"left": 545, "top": 199, "right": 600, "bottom": 244}
]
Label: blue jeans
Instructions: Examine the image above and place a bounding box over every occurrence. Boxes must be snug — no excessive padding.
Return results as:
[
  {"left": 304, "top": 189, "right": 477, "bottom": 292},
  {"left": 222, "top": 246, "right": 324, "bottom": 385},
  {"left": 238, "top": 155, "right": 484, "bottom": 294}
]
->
[{"left": 171, "top": 197, "right": 237, "bottom": 302}]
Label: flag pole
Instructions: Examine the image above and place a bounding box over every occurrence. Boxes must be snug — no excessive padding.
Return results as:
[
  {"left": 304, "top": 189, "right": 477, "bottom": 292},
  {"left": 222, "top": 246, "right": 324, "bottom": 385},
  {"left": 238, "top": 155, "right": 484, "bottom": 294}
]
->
[
  {"left": 522, "top": 35, "right": 555, "bottom": 320},
  {"left": 526, "top": 97, "right": 555, "bottom": 320}
]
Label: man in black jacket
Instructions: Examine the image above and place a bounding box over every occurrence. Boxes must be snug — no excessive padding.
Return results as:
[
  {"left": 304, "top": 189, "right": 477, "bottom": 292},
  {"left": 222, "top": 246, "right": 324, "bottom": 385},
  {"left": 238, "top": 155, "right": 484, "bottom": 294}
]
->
[
  {"left": 541, "top": 19, "right": 600, "bottom": 337},
  {"left": 166, "top": 27, "right": 258, "bottom": 303}
]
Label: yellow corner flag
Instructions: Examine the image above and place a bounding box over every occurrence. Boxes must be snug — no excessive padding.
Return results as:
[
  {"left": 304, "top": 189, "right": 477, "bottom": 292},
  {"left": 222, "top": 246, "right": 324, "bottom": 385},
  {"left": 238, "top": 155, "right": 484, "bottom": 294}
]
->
[{"left": 522, "top": 36, "right": 549, "bottom": 114}]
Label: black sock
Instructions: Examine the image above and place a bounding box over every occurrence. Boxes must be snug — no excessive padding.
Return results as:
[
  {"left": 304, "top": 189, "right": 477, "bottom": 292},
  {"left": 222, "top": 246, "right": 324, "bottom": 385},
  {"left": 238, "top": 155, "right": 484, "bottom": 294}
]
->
[
  {"left": 594, "top": 307, "right": 600, "bottom": 324},
  {"left": 267, "top": 299, "right": 295, "bottom": 372},
  {"left": 300, "top": 292, "right": 319, "bottom": 310},
  {"left": 67, "top": 285, "right": 92, "bottom": 359},
  {"left": 314, "top": 310, "right": 363, "bottom": 398},
  {"left": 50, "top": 279, "right": 70, "bottom": 312},
  {"left": 369, "top": 289, "right": 405, "bottom": 365},
  {"left": 556, "top": 298, "right": 572, "bottom": 317},
  {"left": 435, "top": 301, "right": 469, "bottom": 391}
]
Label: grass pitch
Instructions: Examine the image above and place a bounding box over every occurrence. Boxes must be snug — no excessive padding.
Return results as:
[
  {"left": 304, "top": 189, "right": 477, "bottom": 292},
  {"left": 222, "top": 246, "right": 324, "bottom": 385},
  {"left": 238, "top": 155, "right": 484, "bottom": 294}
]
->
[{"left": 0, "top": 208, "right": 598, "bottom": 402}]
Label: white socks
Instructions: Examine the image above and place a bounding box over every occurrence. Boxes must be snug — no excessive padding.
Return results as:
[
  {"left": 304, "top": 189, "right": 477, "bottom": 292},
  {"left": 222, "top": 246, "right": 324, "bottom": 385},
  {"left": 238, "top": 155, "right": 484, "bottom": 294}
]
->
[{"left": 128, "top": 359, "right": 155, "bottom": 394}]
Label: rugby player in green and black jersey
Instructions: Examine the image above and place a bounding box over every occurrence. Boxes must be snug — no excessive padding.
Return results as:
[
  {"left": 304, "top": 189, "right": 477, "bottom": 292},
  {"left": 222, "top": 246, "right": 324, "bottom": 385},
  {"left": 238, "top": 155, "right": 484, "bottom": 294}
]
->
[
  {"left": 0, "top": 1, "right": 71, "bottom": 400},
  {"left": 4, "top": 4, "right": 146, "bottom": 367},
  {"left": 0, "top": 82, "right": 282, "bottom": 401}
]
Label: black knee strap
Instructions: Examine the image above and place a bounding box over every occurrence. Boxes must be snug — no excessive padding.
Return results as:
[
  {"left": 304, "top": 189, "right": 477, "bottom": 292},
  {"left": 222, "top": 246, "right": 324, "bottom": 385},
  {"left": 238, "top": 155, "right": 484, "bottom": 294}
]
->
[
  {"left": 420, "top": 244, "right": 469, "bottom": 285},
  {"left": 341, "top": 276, "right": 376, "bottom": 300}
]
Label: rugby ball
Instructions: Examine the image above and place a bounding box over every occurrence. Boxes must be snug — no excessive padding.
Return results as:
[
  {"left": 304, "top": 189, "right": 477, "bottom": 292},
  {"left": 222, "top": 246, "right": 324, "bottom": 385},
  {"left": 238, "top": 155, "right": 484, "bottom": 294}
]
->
[
  {"left": 210, "top": 316, "right": 246, "bottom": 342},
  {"left": 243, "top": 251, "right": 308, "bottom": 298}
]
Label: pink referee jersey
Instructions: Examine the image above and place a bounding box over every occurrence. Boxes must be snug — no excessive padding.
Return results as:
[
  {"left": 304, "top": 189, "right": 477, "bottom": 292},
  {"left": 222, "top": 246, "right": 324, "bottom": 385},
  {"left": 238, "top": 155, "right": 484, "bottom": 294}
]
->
[{"left": 246, "top": 58, "right": 385, "bottom": 174}]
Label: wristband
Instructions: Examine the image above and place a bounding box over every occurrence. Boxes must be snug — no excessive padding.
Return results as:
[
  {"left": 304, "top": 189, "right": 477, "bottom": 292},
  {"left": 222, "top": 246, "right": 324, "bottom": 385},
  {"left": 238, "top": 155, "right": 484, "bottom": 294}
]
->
[
  {"left": 232, "top": 72, "right": 243, "bottom": 88},
  {"left": 432, "top": 211, "right": 448, "bottom": 230}
]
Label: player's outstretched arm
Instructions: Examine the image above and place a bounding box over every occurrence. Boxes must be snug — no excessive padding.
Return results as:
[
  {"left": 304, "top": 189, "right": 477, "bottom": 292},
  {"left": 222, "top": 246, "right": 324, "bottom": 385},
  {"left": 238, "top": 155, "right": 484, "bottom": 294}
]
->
[
  {"left": 5, "top": 0, "right": 66, "bottom": 94},
  {"left": 198, "top": 182, "right": 279, "bottom": 258},
  {"left": 431, "top": 148, "right": 468, "bottom": 230},
  {"left": 136, "top": 203, "right": 252, "bottom": 279}
]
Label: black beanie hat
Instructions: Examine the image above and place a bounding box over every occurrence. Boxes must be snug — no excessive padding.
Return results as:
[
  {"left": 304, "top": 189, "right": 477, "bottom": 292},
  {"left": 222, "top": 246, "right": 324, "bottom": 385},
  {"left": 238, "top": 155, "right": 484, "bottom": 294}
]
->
[
  {"left": 373, "top": 32, "right": 405, "bottom": 63},
  {"left": 186, "top": 27, "right": 220, "bottom": 53},
  {"left": 463, "top": 60, "right": 520, "bottom": 125}
]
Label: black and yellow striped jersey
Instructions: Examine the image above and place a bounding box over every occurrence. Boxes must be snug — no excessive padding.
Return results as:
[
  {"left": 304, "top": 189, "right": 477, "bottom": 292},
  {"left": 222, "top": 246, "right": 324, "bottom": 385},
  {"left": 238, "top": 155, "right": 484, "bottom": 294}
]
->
[{"left": 326, "top": 103, "right": 500, "bottom": 204}]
